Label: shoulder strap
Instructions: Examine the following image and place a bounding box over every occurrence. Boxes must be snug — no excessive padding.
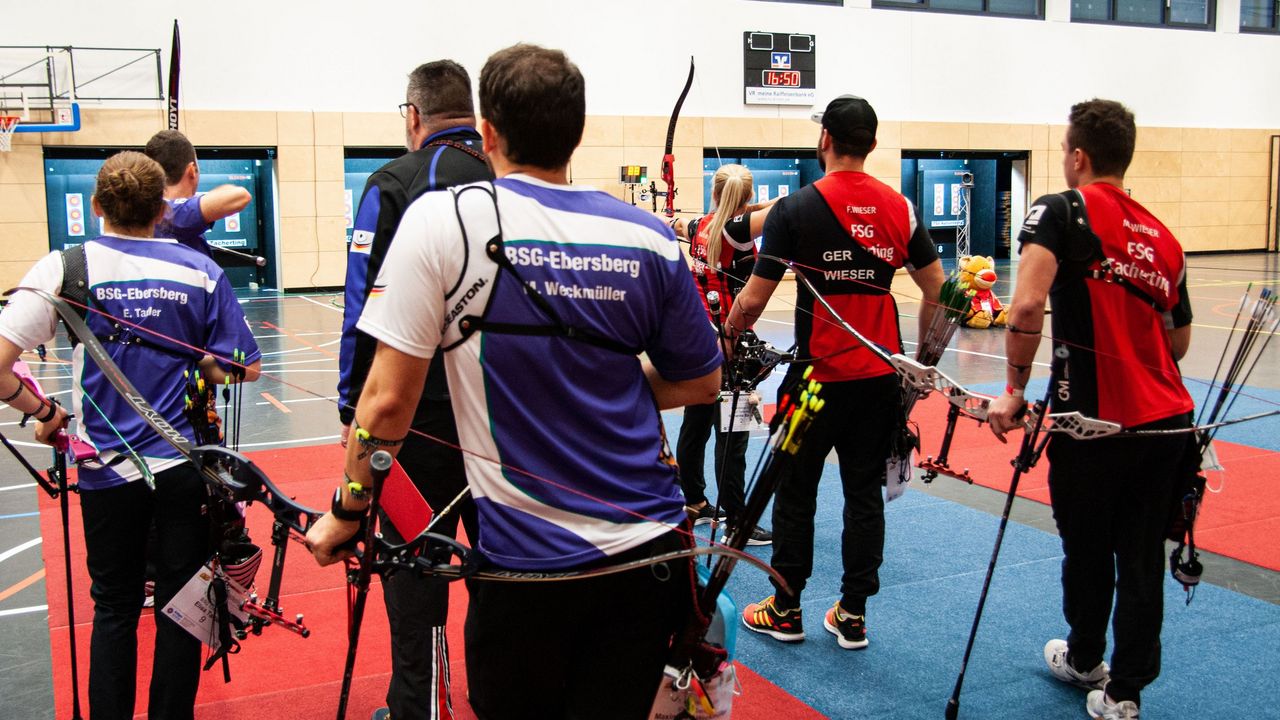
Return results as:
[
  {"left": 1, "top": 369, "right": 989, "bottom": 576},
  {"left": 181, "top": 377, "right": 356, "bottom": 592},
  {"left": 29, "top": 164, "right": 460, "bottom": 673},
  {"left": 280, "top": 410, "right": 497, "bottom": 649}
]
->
[
  {"left": 59, "top": 244, "right": 90, "bottom": 344},
  {"left": 57, "top": 242, "right": 200, "bottom": 359},
  {"left": 446, "top": 183, "right": 640, "bottom": 356},
  {"left": 1066, "top": 188, "right": 1168, "bottom": 311},
  {"left": 424, "top": 137, "right": 489, "bottom": 167}
]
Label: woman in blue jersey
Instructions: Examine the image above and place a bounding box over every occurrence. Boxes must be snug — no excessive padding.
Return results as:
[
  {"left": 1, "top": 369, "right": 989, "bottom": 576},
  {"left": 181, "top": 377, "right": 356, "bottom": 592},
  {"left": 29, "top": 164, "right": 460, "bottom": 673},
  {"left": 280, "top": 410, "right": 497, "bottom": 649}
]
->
[
  {"left": 0, "top": 151, "right": 262, "bottom": 720},
  {"left": 672, "top": 163, "right": 776, "bottom": 544}
]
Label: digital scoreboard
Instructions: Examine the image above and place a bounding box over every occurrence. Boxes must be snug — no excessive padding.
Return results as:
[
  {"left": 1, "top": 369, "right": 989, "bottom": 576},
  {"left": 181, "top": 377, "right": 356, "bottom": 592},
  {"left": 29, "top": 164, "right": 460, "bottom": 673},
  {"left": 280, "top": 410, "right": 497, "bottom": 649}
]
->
[{"left": 743, "top": 31, "right": 816, "bottom": 106}]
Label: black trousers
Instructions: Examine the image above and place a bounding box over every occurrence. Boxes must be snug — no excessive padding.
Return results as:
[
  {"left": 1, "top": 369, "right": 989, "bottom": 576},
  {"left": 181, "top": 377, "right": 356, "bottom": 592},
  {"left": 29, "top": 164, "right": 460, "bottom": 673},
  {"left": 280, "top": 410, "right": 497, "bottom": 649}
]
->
[
  {"left": 1047, "top": 413, "right": 1189, "bottom": 704},
  {"left": 464, "top": 530, "right": 692, "bottom": 720},
  {"left": 79, "top": 464, "right": 210, "bottom": 720},
  {"left": 769, "top": 372, "right": 899, "bottom": 614},
  {"left": 675, "top": 400, "right": 749, "bottom": 520},
  {"left": 380, "top": 400, "right": 477, "bottom": 720}
]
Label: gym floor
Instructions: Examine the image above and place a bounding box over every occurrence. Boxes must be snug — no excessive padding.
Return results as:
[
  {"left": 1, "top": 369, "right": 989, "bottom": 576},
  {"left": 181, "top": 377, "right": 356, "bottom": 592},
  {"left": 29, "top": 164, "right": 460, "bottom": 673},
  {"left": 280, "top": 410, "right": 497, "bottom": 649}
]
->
[{"left": 0, "top": 252, "right": 1276, "bottom": 719}]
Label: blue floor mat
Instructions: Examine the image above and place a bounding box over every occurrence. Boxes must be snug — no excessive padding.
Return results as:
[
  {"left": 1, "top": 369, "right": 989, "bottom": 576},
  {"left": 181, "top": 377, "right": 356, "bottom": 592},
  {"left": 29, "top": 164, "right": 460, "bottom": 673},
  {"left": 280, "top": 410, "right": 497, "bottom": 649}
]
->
[{"left": 664, "top": 409, "right": 1280, "bottom": 719}]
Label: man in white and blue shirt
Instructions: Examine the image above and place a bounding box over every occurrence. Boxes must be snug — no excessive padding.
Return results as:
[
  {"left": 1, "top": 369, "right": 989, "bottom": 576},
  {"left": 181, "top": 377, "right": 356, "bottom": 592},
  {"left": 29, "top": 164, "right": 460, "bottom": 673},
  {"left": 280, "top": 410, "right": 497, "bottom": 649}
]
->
[{"left": 308, "top": 44, "right": 720, "bottom": 720}]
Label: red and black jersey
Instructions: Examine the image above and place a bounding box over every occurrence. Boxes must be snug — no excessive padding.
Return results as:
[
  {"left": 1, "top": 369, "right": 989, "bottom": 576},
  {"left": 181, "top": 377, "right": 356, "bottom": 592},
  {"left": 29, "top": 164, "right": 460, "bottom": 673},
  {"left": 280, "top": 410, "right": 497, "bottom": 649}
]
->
[
  {"left": 756, "top": 171, "right": 938, "bottom": 382},
  {"left": 1018, "top": 183, "right": 1193, "bottom": 427},
  {"left": 687, "top": 211, "right": 757, "bottom": 325}
]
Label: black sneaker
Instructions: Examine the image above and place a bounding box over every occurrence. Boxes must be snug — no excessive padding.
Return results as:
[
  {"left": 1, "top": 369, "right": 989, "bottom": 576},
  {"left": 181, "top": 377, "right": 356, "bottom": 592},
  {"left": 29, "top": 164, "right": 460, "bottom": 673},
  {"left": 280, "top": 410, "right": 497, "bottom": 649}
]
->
[
  {"left": 746, "top": 526, "right": 773, "bottom": 546},
  {"left": 823, "top": 602, "right": 869, "bottom": 650},
  {"left": 691, "top": 504, "right": 727, "bottom": 526}
]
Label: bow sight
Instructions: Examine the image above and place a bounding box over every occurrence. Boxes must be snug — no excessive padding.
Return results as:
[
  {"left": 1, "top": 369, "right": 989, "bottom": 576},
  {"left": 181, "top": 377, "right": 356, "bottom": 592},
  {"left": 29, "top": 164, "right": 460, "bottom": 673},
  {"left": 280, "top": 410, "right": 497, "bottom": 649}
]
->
[{"left": 726, "top": 329, "right": 792, "bottom": 391}]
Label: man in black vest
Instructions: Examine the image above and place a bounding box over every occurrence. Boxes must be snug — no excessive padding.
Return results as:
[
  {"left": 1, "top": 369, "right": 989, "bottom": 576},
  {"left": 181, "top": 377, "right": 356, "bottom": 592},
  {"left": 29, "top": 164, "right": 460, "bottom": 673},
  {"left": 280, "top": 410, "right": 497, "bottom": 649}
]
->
[{"left": 337, "top": 59, "right": 492, "bottom": 720}]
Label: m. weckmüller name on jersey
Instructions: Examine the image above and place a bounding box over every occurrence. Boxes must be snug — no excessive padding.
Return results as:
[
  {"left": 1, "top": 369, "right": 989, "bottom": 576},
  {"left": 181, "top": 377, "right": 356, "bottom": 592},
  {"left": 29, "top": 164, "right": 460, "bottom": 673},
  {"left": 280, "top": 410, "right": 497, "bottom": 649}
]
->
[
  {"left": 540, "top": 280, "right": 627, "bottom": 301},
  {"left": 95, "top": 286, "right": 190, "bottom": 304},
  {"left": 506, "top": 246, "right": 642, "bottom": 278}
]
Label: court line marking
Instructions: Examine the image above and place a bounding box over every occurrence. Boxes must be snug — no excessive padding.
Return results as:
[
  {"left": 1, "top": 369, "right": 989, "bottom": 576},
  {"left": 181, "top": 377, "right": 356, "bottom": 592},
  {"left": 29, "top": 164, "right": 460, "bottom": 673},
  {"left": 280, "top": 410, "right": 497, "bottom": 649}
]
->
[
  {"left": 260, "top": 392, "right": 292, "bottom": 414},
  {"left": 0, "top": 512, "right": 39, "bottom": 521},
  {"left": 236, "top": 435, "right": 341, "bottom": 449},
  {"left": 254, "top": 395, "right": 338, "bottom": 407},
  {"left": 297, "top": 295, "right": 345, "bottom": 314},
  {"left": 0, "top": 569, "right": 45, "bottom": 603},
  {"left": 0, "top": 538, "right": 42, "bottom": 565},
  {"left": 5, "top": 435, "right": 343, "bottom": 450},
  {"left": 261, "top": 358, "right": 332, "bottom": 368},
  {"left": 261, "top": 321, "right": 340, "bottom": 360},
  {"left": 0, "top": 483, "right": 36, "bottom": 493},
  {"left": 0, "top": 605, "right": 48, "bottom": 618}
]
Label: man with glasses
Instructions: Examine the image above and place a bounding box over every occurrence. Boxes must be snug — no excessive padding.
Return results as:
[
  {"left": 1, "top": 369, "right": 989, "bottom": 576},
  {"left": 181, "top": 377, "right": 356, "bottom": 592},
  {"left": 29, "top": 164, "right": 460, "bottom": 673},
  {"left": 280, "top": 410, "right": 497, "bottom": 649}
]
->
[{"left": 338, "top": 59, "right": 491, "bottom": 720}]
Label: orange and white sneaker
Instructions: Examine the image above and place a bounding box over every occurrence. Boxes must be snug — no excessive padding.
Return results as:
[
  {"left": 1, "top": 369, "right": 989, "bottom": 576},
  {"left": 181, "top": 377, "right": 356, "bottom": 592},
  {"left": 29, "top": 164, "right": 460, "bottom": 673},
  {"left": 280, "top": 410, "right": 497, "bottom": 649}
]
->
[
  {"left": 742, "top": 595, "right": 804, "bottom": 642},
  {"left": 823, "top": 602, "right": 869, "bottom": 650}
]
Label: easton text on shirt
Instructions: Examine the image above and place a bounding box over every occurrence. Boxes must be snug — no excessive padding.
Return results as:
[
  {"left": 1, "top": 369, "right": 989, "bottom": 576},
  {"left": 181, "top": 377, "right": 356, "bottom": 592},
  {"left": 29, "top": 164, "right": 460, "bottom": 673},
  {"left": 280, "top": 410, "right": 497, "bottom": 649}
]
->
[
  {"left": 96, "top": 286, "right": 190, "bottom": 305},
  {"left": 442, "top": 277, "right": 488, "bottom": 326},
  {"left": 506, "top": 246, "right": 641, "bottom": 279}
]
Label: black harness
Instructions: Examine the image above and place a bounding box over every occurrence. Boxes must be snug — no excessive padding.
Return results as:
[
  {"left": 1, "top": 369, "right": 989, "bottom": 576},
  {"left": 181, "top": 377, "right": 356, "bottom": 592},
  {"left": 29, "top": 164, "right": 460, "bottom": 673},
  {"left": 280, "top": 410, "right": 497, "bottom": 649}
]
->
[
  {"left": 59, "top": 244, "right": 203, "bottom": 360},
  {"left": 441, "top": 182, "right": 640, "bottom": 357},
  {"left": 1050, "top": 190, "right": 1171, "bottom": 313}
]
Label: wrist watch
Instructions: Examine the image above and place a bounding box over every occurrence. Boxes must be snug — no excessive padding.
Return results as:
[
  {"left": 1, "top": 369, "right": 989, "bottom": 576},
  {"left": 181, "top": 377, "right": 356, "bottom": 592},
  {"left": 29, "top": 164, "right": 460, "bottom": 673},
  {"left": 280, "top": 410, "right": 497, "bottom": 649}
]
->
[{"left": 330, "top": 487, "right": 367, "bottom": 522}]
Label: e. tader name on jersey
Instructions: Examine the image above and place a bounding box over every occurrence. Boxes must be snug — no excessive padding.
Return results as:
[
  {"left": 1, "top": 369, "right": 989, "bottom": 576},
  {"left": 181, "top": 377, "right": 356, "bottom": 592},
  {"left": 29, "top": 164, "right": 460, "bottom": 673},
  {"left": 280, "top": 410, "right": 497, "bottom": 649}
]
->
[
  {"left": 95, "top": 286, "right": 191, "bottom": 305},
  {"left": 505, "top": 246, "right": 642, "bottom": 279}
]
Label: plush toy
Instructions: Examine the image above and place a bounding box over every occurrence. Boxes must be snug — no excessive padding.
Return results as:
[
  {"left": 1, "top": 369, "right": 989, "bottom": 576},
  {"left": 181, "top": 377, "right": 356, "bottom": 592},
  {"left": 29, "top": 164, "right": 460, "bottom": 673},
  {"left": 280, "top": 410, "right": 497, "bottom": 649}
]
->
[{"left": 957, "top": 255, "right": 1007, "bottom": 329}]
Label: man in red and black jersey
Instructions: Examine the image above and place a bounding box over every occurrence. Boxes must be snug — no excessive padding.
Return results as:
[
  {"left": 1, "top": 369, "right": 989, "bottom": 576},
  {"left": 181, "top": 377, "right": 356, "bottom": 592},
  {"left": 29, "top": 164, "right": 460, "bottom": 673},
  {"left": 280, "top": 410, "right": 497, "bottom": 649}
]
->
[
  {"left": 726, "top": 95, "right": 943, "bottom": 650},
  {"left": 989, "top": 99, "right": 1193, "bottom": 720}
]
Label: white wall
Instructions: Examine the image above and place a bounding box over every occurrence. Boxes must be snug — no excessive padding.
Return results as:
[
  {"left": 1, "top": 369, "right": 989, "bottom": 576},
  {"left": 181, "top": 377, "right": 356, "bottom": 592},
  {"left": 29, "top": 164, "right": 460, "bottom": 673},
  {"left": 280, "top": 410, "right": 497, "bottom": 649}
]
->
[{"left": 4, "top": 0, "right": 1279, "bottom": 128}]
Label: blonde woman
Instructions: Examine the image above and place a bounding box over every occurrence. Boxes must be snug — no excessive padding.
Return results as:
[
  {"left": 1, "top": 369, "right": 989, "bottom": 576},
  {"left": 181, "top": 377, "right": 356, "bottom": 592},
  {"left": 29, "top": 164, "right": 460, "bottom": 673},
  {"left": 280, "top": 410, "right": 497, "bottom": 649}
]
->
[{"left": 671, "top": 163, "right": 776, "bottom": 544}]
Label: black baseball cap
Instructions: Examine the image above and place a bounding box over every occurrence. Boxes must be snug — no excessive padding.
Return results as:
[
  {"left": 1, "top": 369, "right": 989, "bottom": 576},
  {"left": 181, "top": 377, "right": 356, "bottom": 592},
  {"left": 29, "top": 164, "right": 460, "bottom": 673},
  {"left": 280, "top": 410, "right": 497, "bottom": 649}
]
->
[{"left": 810, "top": 94, "right": 877, "bottom": 143}]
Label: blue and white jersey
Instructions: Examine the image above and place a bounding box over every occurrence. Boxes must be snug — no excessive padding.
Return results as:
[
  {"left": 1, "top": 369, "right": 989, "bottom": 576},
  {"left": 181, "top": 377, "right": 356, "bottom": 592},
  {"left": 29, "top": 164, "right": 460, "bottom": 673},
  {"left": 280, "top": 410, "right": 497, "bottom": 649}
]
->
[
  {"left": 0, "top": 235, "right": 260, "bottom": 490},
  {"left": 359, "top": 175, "right": 720, "bottom": 570},
  {"left": 155, "top": 196, "right": 214, "bottom": 257}
]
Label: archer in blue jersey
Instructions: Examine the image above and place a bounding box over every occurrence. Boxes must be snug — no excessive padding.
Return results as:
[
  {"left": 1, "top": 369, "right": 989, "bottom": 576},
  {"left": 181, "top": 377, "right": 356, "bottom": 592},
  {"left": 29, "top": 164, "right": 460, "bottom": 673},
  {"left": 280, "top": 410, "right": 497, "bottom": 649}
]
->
[{"left": 0, "top": 152, "right": 261, "bottom": 720}]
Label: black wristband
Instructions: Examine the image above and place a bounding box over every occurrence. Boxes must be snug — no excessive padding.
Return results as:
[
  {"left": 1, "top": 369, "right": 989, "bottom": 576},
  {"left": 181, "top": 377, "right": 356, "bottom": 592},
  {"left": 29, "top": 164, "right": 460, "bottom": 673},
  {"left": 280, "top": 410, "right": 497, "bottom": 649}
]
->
[
  {"left": 35, "top": 399, "right": 59, "bottom": 424},
  {"left": 1006, "top": 323, "right": 1042, "bottom": 336},
  {"left": 1, "top": 380, "right": 25, "bottom": 403},
  {"left": 331, "top": 487, "right": 368, "bottom": 522}
]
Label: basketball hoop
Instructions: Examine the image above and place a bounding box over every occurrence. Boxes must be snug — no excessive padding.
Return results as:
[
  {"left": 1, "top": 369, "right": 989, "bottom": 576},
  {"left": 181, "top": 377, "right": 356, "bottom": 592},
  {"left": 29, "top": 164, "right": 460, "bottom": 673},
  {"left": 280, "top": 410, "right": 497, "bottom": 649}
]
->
[{"left": 0, "top": 115, "right": 19, "bottom": 152}]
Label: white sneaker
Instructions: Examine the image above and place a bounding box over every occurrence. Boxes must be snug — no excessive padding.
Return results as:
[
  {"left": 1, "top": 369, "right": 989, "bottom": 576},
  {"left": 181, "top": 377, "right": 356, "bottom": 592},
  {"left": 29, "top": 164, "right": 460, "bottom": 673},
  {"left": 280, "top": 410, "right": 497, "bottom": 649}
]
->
[
  {"left": 1044, "top": 639, "right": 1108, "bottom": 690},
  {"left": 1087, "top": 689, "right": 1139, "bottom": 719}
]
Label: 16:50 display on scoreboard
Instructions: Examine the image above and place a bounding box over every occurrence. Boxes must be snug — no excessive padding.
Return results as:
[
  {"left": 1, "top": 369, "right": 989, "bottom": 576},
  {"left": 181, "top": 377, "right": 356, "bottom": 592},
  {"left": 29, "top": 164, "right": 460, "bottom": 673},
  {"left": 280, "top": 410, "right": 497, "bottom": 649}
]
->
[{"left": 744, "top": 31, "right": 816, "bottom": 105}]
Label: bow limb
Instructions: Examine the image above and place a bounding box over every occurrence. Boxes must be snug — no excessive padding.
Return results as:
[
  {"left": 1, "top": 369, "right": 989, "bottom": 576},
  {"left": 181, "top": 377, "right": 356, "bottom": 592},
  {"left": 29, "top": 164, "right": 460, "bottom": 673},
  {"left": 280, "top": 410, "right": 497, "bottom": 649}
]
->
[{"left": 660, "top": 57, "right": 695, "bottom": 218}]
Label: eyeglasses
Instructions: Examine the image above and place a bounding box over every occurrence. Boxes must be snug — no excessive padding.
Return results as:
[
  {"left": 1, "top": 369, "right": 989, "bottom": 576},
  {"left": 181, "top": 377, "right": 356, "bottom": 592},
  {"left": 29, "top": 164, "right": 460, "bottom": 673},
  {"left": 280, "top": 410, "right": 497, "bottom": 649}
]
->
[{"left": 398, "top": 102, "right": 416, "bottom": 118}]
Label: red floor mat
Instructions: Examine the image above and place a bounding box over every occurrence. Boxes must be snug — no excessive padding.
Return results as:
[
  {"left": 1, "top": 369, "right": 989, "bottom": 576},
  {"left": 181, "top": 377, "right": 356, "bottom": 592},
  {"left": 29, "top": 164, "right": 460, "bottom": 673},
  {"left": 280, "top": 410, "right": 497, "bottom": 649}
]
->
[
  {"left": 39, "top": 443, "right": 825, "bottom": 719},
  {"left": 910, "top": 393, "right": 1280, "bottom": 571}
]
